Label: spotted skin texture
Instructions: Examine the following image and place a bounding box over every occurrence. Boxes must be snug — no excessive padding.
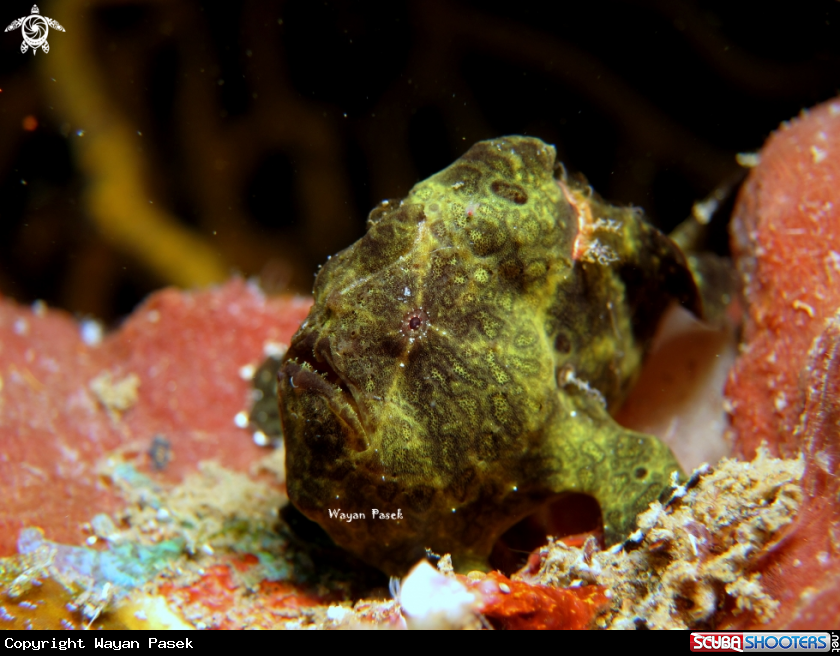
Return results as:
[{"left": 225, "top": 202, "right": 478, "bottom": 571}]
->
[{"left": 279, "top": 137, "right": 700, "bottom": 575}]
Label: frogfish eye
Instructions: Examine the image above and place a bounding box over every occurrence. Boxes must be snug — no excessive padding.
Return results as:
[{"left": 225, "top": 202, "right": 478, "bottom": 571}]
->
[{"left": 400, "top": 307, "right": 430, "bottom": 340}]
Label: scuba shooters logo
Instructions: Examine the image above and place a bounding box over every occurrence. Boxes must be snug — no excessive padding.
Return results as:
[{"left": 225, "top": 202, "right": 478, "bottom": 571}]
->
[
  {"left": 690, "top": 632, "right": 835, "bottom": 653},
  {"left": 5, "top": 5, "right": 65, "bottom": 55},
  {"left": 692, "top": 634, "right": 745, "bottom": 653}
]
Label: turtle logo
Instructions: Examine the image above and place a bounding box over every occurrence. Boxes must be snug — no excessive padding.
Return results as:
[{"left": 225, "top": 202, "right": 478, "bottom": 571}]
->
[{"left": 5, "top": 5, "right": 65, "bottom": 55}]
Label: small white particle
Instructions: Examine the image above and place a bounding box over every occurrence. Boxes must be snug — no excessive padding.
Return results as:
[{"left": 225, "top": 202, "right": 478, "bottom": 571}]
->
[
  {"left": 583, "top": 239, "right": 618, "bottom": 266},
  {"left": 234, "top": 411, "right": 249, "bottom": 428},
  {"left": 404, "top": 286, "right": 411, "bottom": 297},
  {"left": 629, "top": 529, "right": 644, "bottom": 542},
  {"left": 146, "top": 309, "right": 161, "bottom": 323},
  {"left": 80, "top": 319, "right": 104, "bottom": 346},
  {"left": 85, "top": 536, "right": 97, "bottom": 546},
  {"left": 252, "top": 430, "right": 269, "bottom": 446},
  {"left": 31, "top": 300, "right": 47, "bottom": 317},
  {"left": 736, "top": 152, "right": 760, "bottom": 168},
  {"left": 498, "top": 583, "right": 511, "bottom": 594},
  {"left": 688, "top": 533, "right": 698, "bottom": 557},
  {"left": 263, "top": 341, "right": 288, "bottom": 358},
  {"left": 810, "top": 145, "right": 828, "bottom": 164},
  {"left": 239, "top": 364, "right": 256, "bottom": 380},
  {"left": 692, "top": 198, "right": 718, "bottom": 225},
  {"left": 13, "top": 318, "right": 27, "bottom": 335},
  {"left": 134, "top": 609, "right": 148, "bottom": 621},
  {"left": 815, "top": 449, "right": 833, "bottom": 474},
  {"left": 792, "top": 299, "right": 815, "bottom": 318},
  {"left": 326, "top": 605, "right": 350, "bottom": 622}
]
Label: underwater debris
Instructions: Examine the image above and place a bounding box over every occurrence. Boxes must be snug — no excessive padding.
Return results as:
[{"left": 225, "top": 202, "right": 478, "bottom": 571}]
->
[
  {"left": 89, "top": 371, "right": 140, "bottom": 420},
  {"left": 100, "top": 457, "right": 288, "bottom": 565},
  {"left": 149, "top": 434, "right": 172, "bottom": 471},
  {"left": 0, "top": 526, "right": 184, "bottom": 629},
  {"left": 15, "top": 527, "right": 183, "bottom": 596},
  {"left": 518, "top": 448, "right": 804, "bottom": 629},
  {"left": 398, "top": 560, "right": 480, "bottom": 630}
]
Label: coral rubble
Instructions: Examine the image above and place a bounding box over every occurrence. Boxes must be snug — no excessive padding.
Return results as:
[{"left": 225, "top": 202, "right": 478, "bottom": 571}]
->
[{"left": 519, "top": 450, "right": 803, "bottom": 629}]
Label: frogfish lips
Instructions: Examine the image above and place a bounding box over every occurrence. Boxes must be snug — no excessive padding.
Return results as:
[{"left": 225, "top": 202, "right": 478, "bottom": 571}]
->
[{"left": 278, "top": 337, "right": 368, "bottom": 455}]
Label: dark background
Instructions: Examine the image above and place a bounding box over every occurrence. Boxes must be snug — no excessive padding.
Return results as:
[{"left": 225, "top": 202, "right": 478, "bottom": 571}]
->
[{"left": 1, "top": 0, "right": 839, "bottom": 324}]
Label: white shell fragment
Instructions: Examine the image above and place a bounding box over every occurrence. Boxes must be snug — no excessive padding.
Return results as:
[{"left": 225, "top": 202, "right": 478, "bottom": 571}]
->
[{"left": 398, "top": 560, "right": 478, "bottom": 630}]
